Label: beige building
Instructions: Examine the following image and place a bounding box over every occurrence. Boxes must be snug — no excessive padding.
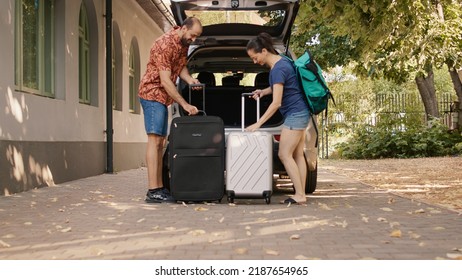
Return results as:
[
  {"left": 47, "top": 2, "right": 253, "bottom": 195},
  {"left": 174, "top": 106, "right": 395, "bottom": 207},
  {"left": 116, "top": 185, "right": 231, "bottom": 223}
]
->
[{"left": 0, "top": 0, "right": 174, "bottom": 195}]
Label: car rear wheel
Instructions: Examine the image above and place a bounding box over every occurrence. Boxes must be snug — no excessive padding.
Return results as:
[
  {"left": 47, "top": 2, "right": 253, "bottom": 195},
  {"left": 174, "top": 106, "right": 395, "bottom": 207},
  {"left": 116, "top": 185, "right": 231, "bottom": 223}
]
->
[{"left": 305, "top": 156, "right": 318, "bottom": 194}]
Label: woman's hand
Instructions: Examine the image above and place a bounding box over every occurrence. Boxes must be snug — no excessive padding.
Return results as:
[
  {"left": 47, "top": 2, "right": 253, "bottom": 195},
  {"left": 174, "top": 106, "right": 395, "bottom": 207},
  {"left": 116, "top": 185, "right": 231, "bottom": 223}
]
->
[
  {"left": 251, "top": 89, "right": 264, "bottom": 100},
  {"left": 245, "top": 123, "right": 261, "bottom": 132}
]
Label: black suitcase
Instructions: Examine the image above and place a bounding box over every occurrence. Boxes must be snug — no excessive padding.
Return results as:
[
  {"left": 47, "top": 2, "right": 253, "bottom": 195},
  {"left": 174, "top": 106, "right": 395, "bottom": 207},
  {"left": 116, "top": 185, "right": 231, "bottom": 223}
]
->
[{"left": 168, "top": 85, "right": 225, "bottom": 202}]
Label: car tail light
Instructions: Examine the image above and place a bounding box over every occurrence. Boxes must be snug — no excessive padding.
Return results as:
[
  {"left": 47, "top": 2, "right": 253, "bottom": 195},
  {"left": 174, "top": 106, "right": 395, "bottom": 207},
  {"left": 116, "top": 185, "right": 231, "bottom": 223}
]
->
[{"left": 273, "top": 134, "right": 281, "bottom": 142}]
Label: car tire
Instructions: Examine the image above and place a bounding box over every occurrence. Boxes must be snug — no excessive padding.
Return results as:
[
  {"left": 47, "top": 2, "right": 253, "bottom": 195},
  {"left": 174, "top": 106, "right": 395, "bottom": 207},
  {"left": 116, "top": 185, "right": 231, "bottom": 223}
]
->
[{"left": 305, "top": 156, "right": 318, "bottom": 194}]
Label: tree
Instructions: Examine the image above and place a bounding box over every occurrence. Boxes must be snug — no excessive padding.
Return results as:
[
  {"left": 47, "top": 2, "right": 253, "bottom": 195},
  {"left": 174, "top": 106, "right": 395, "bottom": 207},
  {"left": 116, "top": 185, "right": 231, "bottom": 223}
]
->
[{"left": 293, "top": 0, "right": 462, "bottom": 124}]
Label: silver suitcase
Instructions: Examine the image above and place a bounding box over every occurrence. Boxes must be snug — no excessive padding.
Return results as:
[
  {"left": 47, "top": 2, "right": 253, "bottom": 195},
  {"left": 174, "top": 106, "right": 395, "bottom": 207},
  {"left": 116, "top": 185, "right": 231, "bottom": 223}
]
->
[{"left": 226, "top": 93, "right": 273, "bottom": 204}]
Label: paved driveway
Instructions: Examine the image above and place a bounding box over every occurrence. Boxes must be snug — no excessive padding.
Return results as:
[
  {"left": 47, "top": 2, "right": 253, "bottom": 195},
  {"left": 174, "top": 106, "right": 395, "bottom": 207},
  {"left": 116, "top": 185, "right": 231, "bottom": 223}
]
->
[{"left": 0, "top": 168, "right": 461, "bottom": 260}]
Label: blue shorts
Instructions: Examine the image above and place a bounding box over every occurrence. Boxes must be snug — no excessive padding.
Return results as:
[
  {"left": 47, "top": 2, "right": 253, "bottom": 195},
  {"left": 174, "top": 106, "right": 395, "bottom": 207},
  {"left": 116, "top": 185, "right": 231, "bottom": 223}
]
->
[
  {"left": 140, "top": 98, "right": 168, "bottom": 136},
  {"left": 283, "top": 110, "right": 310, "bottom": 130}
]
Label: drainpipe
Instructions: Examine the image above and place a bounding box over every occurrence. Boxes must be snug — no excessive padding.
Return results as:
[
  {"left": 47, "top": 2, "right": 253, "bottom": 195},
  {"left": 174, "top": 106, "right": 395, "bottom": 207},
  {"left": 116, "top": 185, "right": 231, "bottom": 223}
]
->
[{"left": 105, "top": 0, "right": 113, "bottom": 173}]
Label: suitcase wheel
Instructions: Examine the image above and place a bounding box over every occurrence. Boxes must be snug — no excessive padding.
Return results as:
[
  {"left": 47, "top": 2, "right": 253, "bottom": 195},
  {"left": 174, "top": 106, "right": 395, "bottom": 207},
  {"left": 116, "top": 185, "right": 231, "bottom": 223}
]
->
[
  {"left": 226, "top": 191, "right": 235, "bottom": 204},
  {"left": 263, "top": 191, "right": 271, "bottom": 204}
]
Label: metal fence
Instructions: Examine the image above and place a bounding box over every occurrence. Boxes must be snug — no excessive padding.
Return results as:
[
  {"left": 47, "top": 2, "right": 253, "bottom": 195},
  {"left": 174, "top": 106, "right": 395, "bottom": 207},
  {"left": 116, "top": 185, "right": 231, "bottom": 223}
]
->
[{"left": 318, "top": 92, "right": 458, "bottom": 158}]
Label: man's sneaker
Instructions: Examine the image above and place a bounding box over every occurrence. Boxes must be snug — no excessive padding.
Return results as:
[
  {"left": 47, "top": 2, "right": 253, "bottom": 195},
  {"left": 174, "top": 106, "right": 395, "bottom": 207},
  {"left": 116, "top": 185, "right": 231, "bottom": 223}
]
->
[{"left": 145, "top": 188, "right": 175, "bottom": 203}]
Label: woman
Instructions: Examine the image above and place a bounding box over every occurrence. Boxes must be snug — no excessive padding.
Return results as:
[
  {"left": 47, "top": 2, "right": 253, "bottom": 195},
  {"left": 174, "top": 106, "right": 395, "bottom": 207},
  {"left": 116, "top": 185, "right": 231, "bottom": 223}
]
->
[{"left": 246, "top": 33, "right": 310, "bottom": 204}]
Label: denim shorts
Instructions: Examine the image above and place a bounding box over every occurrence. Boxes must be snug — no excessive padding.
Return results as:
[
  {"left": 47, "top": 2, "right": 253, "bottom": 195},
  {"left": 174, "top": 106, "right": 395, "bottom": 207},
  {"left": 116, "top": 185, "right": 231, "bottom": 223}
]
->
[
  {"left": 283, "top": 110, "right": 310, "bottom": 130},
  {"left": 140, "top": 98, "right": 168, "bottom": 136}
]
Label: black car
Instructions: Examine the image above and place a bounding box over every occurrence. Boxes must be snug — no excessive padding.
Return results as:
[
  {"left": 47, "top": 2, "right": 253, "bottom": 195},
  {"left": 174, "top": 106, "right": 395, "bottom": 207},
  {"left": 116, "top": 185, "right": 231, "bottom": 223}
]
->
[{"left": 165, "top": 0, "right": 318, "bottom": 193}]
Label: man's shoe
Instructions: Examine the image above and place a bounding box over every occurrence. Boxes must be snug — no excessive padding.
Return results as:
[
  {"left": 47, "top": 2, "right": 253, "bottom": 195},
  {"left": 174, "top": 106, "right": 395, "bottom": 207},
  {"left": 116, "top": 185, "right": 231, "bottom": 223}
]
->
[{"left": 145, "top": 188, "right": 176, "bottom": 203}]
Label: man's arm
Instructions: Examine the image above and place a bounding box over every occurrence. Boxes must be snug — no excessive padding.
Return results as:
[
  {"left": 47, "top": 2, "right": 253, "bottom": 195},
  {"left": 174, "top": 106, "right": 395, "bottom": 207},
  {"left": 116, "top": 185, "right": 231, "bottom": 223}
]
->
[
  {"left": 159, "top": 70, "right": 198, "bottom": 115},
  {"left": 179, "top": 66, "right": 199, "bottom": 85}
]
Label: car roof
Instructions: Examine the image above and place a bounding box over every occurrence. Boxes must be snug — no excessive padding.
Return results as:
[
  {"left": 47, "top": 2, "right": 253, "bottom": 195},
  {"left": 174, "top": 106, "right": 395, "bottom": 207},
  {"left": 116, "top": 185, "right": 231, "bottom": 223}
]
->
[{"left": 170, "top": 0, "right": 299, "bottom": 47}]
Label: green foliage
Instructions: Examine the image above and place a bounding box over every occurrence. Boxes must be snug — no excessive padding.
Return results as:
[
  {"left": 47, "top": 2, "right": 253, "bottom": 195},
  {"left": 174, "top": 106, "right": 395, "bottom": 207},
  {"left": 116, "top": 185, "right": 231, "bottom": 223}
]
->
[
  {"left": 336, "top": 119, "right": 462, "bottom": 159},
  {"left": 326, "top": 66, "right": 460, "bottom": 159},
  {"left": 294, "top": 0, "right": 462, "bottom": 82},
  {"left": 290, "top": 25, "right": 359, "bottom": 68}
]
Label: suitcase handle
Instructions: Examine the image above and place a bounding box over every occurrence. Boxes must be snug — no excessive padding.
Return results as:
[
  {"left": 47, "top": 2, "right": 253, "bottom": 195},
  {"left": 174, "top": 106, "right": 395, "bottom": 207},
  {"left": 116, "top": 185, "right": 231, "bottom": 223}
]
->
[
  {"left": 241, "top": 93, "right": 260, "bottom": 131},
  {"left": 189, "top": 83, "right": 205, "bottom": 113}
]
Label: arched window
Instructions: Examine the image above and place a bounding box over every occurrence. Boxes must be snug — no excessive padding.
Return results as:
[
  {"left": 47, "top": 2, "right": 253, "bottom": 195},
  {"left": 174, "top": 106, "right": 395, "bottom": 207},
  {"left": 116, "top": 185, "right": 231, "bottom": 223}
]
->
[
  {"left": 112, "top": 22, "right": 122, "bottom": 111},
  {"left": 128, "top": 38, "right": 141, "bottom": 114},
  {"left": 129, "top": 44, "right": 136, "bottom": 113},
  {"left": 15, "top": 0, "right": 55, "bottom": 97},
  {"left": 112, "top": 36, "right": 116, "bottom": 109},
  {"left": 79, "top": 2, "right": 90, "bottom": 104}
]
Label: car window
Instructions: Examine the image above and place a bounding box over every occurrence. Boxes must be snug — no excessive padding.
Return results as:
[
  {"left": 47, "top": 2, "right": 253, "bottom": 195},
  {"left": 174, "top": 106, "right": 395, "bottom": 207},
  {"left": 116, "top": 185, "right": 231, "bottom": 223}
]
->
[
  {"left": 184, "top": 10, "right": 285, "bottom": 27},
  {"left": 193, "top": 73, "right": 258, "bottom": 87}
]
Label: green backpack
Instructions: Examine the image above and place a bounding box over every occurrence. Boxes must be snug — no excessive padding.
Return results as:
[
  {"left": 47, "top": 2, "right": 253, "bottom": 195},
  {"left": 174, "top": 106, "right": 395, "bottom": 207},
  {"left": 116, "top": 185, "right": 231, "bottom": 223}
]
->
[{"left": 283, "top": 50, "right": 334, "bottom": 115}]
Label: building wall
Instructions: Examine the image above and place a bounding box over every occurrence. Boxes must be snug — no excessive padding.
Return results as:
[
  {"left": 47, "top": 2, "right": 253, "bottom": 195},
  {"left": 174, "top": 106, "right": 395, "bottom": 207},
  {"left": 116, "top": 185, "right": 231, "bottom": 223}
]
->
[{"left": 0, "top": 0, "right": 166, "bottom": 195}]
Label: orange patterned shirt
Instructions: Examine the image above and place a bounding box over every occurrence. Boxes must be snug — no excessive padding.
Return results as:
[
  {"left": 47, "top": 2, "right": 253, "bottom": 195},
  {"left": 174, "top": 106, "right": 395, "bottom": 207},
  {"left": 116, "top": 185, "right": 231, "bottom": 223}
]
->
[{"left": 138, "top": 26, "right": 188, "bottom": 106}]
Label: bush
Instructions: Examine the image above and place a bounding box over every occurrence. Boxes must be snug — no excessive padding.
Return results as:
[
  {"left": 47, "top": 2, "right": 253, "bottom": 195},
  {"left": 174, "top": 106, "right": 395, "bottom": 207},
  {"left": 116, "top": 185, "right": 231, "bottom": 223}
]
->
[{"left": 336, "top": 119, "right": 462, "bottom": 159}]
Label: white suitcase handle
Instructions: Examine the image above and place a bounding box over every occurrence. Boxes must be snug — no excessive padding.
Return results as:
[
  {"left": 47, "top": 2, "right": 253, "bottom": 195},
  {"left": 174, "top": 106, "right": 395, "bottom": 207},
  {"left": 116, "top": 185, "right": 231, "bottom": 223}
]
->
[{"left": 241, "top": 93, "right": 260, "bottom": 132}]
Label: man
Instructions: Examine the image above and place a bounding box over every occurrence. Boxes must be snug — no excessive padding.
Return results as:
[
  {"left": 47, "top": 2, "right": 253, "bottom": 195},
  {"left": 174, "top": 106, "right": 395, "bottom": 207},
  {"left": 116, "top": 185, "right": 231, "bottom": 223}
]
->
[{"left": 139, "top": 17, "right": 202, "bottom": 203}]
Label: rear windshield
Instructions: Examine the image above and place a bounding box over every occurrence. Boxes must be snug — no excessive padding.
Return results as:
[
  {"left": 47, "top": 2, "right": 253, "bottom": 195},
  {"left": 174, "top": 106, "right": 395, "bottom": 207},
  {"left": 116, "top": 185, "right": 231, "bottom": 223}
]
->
[
  {"left": 184, "top": 10, "right": 285, "bottom": 27},
  {"left": 193, "top": 72, "right": 257, "bottom": 87}
]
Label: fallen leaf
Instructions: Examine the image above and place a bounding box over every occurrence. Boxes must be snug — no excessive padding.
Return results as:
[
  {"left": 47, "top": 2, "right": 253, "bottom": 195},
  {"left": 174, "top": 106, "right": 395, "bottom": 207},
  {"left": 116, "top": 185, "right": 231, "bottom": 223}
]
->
[
  {"left": 2, "top": 234, "right": 15, "bottom": 239},
  {"left": 409, "top": 232, "right": 421, "bottom": 239},
  {"left": 265, "top": 249, "right": 279, "bottom": 256},
  {"left": 165, "top": 227, "right": 176, "bottom": 231},
  {"left": 390, "top": 229, "right": 402, "bottom": 238},
  {"left": 335, "top": 220, "right": 348, "bottom": 228},
  {"left": 195, "top": 207, "right": 209, "bottom": 212},
  {"left": 61, "top": 227, "right": 72, "bottom": 233},
  {"left": 433, "top": 227, "right": 445, "bottom": 231},
  {"left": 295, "top": 255, "right": 309, "bottom": 260},
  {"left": 389, "top": 222, "right": 400, "bottom": 228},
  {"left": 414, "top": 209, "right": 425, "bottom": 214},
  {"left": 234, "top": 248, "right": 248, "bottom": 255},
  {"left": 219, "top": 217, "right": 225, "bottom": 223},
  {"left": 361, "top": 217, "right": 369, "bottom": 223},
  {"left": 290, "top": 234, "right": 300, "bottom": 240},
  {"left": 228, "top": 203, "right": 236, "bottom": 207},
  {"left": 377, "top": 217, "right": 388, "bottom": 222},
  {"left": 380, "top": 207, "right": 393, "bottom": 212},
  {"left": 0, "top": 240, "right": 11, "bottom": 248},
  {"left": 137, "top": 218, "right": 145, "bottom": 223},
  {"left": 90, "top": 247, "right": 105, "bottom": 256},
  {"left": 446, "top": 253, "right": 462, "bottom": 260},
  {"left": 451, "top": 248, "right": 462, "bottom": 252},
  {"left": 318, "top": 203, "right": 332, "bottom": 210},
  {"left": 100, "top": 229, "right": 118, "bottom": 233},
  {"left": 388, "top": 198, "right": 395, "bottom": 204},
  {"left": 246, "top": 231, "right": 252, "bottom": 236},
  {"left": 257, "top": 218, "right": 268, "bottom": 223},
  {"left": 182, "top": 201, "right": 188, "bottom": 207},
  {"left": 188, "top": 229, "right": 206, "bottom": 236}
]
